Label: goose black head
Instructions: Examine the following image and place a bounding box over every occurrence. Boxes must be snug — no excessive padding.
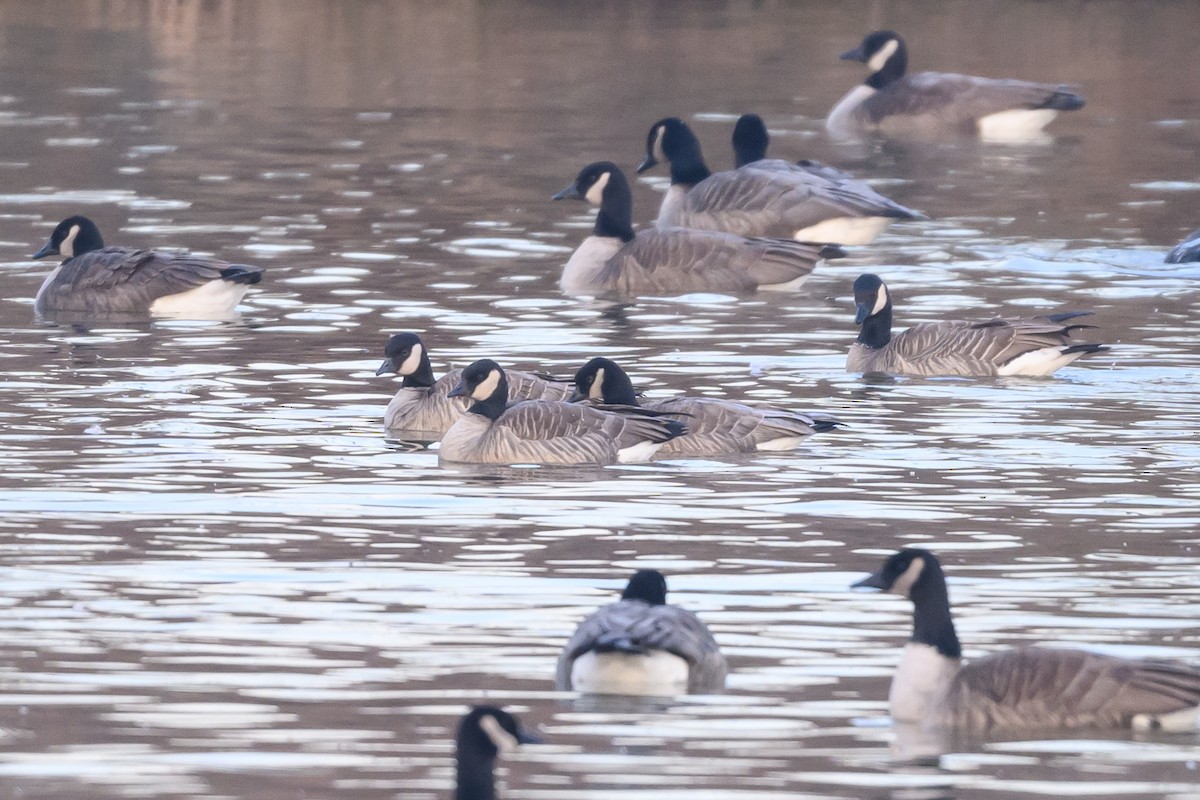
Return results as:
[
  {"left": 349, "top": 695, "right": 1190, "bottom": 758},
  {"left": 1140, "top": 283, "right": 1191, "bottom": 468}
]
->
[
  {"left": 448, "top": 358, "right": 509, "bottom": 419},
  {"left": 854, "top": 548, "right": 960, "bottom": 658},
  {"left": 841, "top": 31, "right": 908, "bottom": 88},
  {"left": 853, "top": 548, "right": 938, "bottom": 598},
  {"left": 622, "top": 569, "right": 669, "bottom": 605},
  {"left": 732, "top": 113, "right": 770, "bottom": 168},
  {"left": 456, "top": 706, "right": 539, "bottom": 800},
  {"left": 852, "top": 273, "right": 891, "bottom": 325},
  {"left": 570, "top": 356, "right": 639, "bottom": 406},
  {"left": 31, "top": 215, "right": 105, "bottom": 260},
  {"left": 553, "top": 162, "right": 635, "bottom": 242},
  {"left": 636, "top": 117, "right": 711, "bottom": 185},
  {"left": 377, "top": 332, "right": 430, "bottom": 376}
]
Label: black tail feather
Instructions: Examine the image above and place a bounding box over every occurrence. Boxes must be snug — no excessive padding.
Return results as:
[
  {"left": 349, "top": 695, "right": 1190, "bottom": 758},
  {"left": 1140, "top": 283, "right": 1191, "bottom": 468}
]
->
[{"left": 220, "top": 265, "right": 263, "bottom": 285}]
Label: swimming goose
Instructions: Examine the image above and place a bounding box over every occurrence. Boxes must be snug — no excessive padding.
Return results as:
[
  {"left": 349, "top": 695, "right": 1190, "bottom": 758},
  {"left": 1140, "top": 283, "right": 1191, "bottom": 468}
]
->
[
  {"left": 455, "top": 706, "right": 539, "bottom": 800},
  {"left": 439, "top": 359, "right": 685, "bottom": 465},
  {"left": 376, "top": 333, "right": 573, "bottom": 434},
  {"left": 848, "top": 273, "right": 1107, "bottom": 376},
  {"left": 828, "top": 31, "right": 1085, "bottom": 141},
  {"left": 1166, "top": 228, "right": 1200, "bottom": 263},
  {"left": 636, "top": 117, "right": 923, "bottom": 245},
  {"left": 30, "top": 215, "right": 262, "bottom": 317},
  {"left": 553, "top": 161, "right": 841, "bottom": 296},
  {"left": 557, "top": 570, "right": 727, "bottom": 696},
  {"left": 854, "top": 549, "right": 1200, "bottom": 733},
  {"left": 572, "top": 356, "right": 838, "bottom": 456}
]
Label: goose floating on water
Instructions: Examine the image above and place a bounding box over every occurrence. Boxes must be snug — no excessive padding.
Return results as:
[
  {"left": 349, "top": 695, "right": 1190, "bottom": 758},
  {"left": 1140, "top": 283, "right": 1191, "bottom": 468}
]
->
[{"left": 454, "top": 706, "right": 539, "bottom": 800}]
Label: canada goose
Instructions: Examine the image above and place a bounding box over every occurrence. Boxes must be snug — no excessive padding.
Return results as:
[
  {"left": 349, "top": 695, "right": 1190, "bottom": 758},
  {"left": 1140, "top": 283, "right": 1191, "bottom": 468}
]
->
[
  {"left": 30, "top": 215, "right": 262, "bottom": 317},
  {"left": 439, "top": 359, "right": 685, "bottom": 465},
  {"left": 552, "top": 161, "right": 842, "bottom": 296},
  {"left": 848, "top": 273, "right": 1107, "bottom": 376},
  {"left": 1166, "top": 228, "right": 1200, "bottom": 263},
  {"left": 572, "top": 356, "right": 838, "bottom": 456},
  {"left": 828, "top": 31, "right": 1085, "bottom": 141},
  {"left": 455, "top": 706, "right": 539, "bottom": 800},
  {"left": 636, "top": 117, "right": 923, "bottom": 245},
  {"left": 853, "top": 549, "right": 1200, "bottom": 732},
  {"left": 557, "top": 570, "right": 726, "bottom": 696},
  {"left": 376, "top": 333, "right": 573, "bottom": 434}
]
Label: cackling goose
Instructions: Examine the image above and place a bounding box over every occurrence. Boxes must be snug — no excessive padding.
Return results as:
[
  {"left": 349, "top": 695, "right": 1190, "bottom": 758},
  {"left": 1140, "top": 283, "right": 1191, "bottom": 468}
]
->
[
  {"left": 572, "top": 356, "right": 838, "bottom": 456},
  {"left": 1166, "top": 228, "right": 1200, "bottom": 263},
  {"left": 848, "top": 273, "right": 1107, "bottom": 376},
  {"left": 439, "top": 359, "right": 685, "bottom": 465},
  {"left": 828, "top": 31, "right": 1085, "bottom": 141},
  {"left": 557, "top": 569, "right": 727, "bottom": 696},
  {"left": 376, "top": 332, "right": 572, "bottom": 434},
  {"left": 30, "top": 215, "right": 262, "bottom": 318},
  {"left": 553, "top": 161, "right": 842, "bottom": 296},
  {"left": 637, "top": 117, "right": 923, "bottom": 245},
  {"left": 854, "top": 549, "right": 1200, "bottom": 732},
  {"left": 455, "top": 706, "right": 539, "bottom": 800}
]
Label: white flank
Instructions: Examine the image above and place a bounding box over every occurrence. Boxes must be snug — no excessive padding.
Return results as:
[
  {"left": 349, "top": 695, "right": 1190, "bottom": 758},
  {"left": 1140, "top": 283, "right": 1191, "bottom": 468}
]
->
[
  {"left": 978, "top": 109, "right": 1058, "bottom": 142},
  {"left": 560, "top": 235, "right": 624, "bottom": 295},
  {"left": 794, "top": 215, "right": 893, "bottom": 246},
  {"left": 998, "top": 346, "right": 1083, "bottom": 377},
  {"left": 570, "top": 650, "right": 690, "bottom": 697},
  {"left": 889, "top": 642, "right": 959, "bottom": 723},
  {"left": 826, "top": 84, "right": 877, "bottom": 138},
  {"left": 149, "top": 279, "right": 249, "bottom": 319},
  {"left": 755, "top": 435, "right": 807, "bottom": 452},
  {"left": 397, "top": 343, "right": 423, "bottom": 376},
  {"left": 1133, "top": 703, "right": 1200, "bottom": 733},
  {"left": 758, "top": 273, "right": 812, "bottom": 292},
  {"left": 616, "top": 439, "right": 665, "bottom": 463},
  {"left": 585, "top": 171, "right": 611, "bottom": 205},
  {"left": 867, "top": 38, "right": 901, "bottom": 73}
]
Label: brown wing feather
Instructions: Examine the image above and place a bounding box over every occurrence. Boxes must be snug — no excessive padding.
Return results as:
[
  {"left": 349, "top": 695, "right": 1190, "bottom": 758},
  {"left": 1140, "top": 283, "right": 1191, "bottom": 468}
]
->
[
  {"left": 37, "top": 247, "right": 227, "bottom": 313},
  {"left": 646, "top": 396, "right": 826, "bottom": 455},
  {"left": 865, "top": 72, "right": 1081, "bottom": 133},
  {"left": 471, "top": 401, "right": 676, "bottom": 465}
]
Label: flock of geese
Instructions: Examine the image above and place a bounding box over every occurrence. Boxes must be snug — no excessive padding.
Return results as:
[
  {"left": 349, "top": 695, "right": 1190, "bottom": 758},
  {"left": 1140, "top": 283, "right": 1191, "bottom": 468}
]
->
[{"left": 18, "top": 27, "right": 1200, "bottom": 797}]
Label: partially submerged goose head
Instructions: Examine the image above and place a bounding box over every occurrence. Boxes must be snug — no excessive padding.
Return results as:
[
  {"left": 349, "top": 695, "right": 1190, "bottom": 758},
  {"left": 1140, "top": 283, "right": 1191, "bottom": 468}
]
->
[
  {"left": 623, "top": 568, "right": 669, "bottom": 604},
  {"left": 455, "top": 706, "right": 539, "bottom": 800},
  {"left": 841, "top": 30, "right": 908, "bottom": 88},
  {"left": 570, "top": 356, "right": 639, "bottom": 405},
  {"left": 32, "top": 215, "right": 105, "bottom": 261}
]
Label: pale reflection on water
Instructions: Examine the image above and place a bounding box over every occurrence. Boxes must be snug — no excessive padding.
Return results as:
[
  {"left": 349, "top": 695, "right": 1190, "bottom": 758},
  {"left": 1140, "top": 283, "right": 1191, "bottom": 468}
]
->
[{"left": 0, "top": 0, "right": 1199, "bottom": 798}]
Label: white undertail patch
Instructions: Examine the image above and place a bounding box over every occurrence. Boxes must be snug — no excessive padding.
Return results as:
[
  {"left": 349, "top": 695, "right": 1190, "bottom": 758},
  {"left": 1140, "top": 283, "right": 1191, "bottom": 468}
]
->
[
  {"left": 478, "top": 713, "right": 520, "bottom": 753},
  {"left": 397, "top": 343, "right": 423, "bottom": 376},
  {"left": 471, "top": 369, "right": 502, "bottom": 402},
  {"left": 997, "top": 346, "right": 1087, "bottom": 377},
  {"left": 617, "top": 439, "right": 665, "bottom": 463},
  {"left": 585, "top": 171, "right": 611, "bottom": 205},
  {"left": 149, "top": 279, "right": 250, "bottom": 319},
  {"left": 794, "top": 215, "right": 892, "bottom": 246},
  {"left": 570, "top": 650, "right": 690, "bottom": 696},
  {"left": 978, "top": 109, "right": 1058, "bottom": 142},
  {"left": 867, "top": 38, "right": 901, "bottom": 74}
]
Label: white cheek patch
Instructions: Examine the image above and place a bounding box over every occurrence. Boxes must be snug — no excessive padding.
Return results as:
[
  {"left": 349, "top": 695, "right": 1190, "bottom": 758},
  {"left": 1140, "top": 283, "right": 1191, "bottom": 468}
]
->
[
  {"left": 472, "top": 369, "right": 502, "bottom": 402},
  {"left": 478, "top": 714, "right": 520, "bottom": 754},
  {"left": 585, "top": 171, "right": 611, "bottom": 205},
  {"left": 867, "top": 38, "right": 900, "bottom": 73},
  {"left": 60, "top": 224, "right": 80, "bottom": 258},
  {"left": 891, "top": 557, "right": 926, "bottom": 598},
  {"left": 652, "top": 125, "right": 667, "bottom": 161},
  {"left": 872, "top": 284, "right": 889, "bottom": 316},
  {"left": 589, "top": 367, "right": 606, "bottom": 399},
  {"left": 397, "top": 343, "right": 423, "bottom": 375}
]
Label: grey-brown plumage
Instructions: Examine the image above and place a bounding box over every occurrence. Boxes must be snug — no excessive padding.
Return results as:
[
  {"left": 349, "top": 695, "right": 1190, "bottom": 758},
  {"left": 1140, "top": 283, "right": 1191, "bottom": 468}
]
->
[
  {"left": 438, "top": 360, "right": 685, "bottom": 466},
  {"left": 556, "top": 570, "right": 727, "bottom": 695},
  {"left": 854, "top": 549, "right": 1200, "bottom": 733},
  {"left": 377, "top": 333, "right": 572, "bottom": 435},
  {"left": 829, "top": 31, "right": 1085, "bottom": 139},
  {"left": 31, "top": 215, "right": 262, "bottom": 316},
  {"left": 552, "top": 162, "right": 841, "bottom": 297},
  {"left": 638, "top": 117, "right": 922, "bottom": 245},
  {"left": 848, "top": 273, "right": 1107, "bottom": 377},
  {"left": 572, "top": 356, "right": 838, "bottom": 456}
]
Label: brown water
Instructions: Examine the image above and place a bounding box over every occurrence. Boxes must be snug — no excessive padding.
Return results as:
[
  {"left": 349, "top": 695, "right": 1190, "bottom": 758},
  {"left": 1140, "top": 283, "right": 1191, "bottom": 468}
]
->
[{"left": 0, "top": 1, "right": 1199, "bottom": 798}]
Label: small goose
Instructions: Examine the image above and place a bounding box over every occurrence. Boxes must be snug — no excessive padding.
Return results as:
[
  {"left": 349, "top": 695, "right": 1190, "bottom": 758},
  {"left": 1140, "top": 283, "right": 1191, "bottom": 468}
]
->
[
  {"left": 828, "top": 30, "right": 1085, "bottom": 141},
  {"left": 637, "top": 117, "right": 923, "bottom": 245},
  {"left": 376, "top": 333, "right": 572, "bottom": 434},
  {"left": 553, "top": 161, "right": 841, "bottom": 296},
  {"left": 439, "top": 359, "right": 685, "bottom": 465},
  {"left": 455, "top": 706, "right": 539, "bottom": 800},
  {"left": 1166, "top": 228, "right": 1200, "bottom": 263},
  {"left": 848, "top": 273, "right": 1107, "bottom": 377},
  {"left": 30, "top": 215, "right": 262, "bottom": 317},
  {"left": 572, "top": 356, "right": 838, "bottom": 456},
  {"left": 854, "top": 549, "right": 1200, "bottom": 732},
  {"left": 557, "top": 570, "right": 727, "bottom": 696}
]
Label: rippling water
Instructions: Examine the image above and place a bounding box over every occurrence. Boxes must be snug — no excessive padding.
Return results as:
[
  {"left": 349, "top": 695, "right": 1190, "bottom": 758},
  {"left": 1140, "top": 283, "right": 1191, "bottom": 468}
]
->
[{"left": 0, "top": 1, "right": 1199, "bottom": 798}]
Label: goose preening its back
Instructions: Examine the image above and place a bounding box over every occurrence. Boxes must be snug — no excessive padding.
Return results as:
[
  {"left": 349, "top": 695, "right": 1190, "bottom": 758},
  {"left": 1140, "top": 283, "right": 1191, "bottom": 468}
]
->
[
  {"left": 439, "top": 359, "right": 686, "bottom": 465},
  {"left": 637, "top": 117, "right": 923, "bottom": 245},
  {"left": 30, "top": 215, "right": 262, "bottom": 318},
  {"left": 572, "top": 356, "right": 838, "bottom": 456},
  {"left": 553, "top": 161, "right": 841, "bottom": 296},
  {"left": 455, "top": 706, "right": 539, "bottom": 800},
  {"left": 848, "top": 273, "right": 1108, "bottom": 377},
  {"left": 828, "top": 30, "right": 1085, "bottom": 141},
  {"left": 557, "top": 570, "right": 727, "bottom": 696},
  {"left": 376, "top": 332, "right": 572, "bottom": 434},
  {"left": 854, "top": 549, "right": 1200, "bottom": 733}
]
